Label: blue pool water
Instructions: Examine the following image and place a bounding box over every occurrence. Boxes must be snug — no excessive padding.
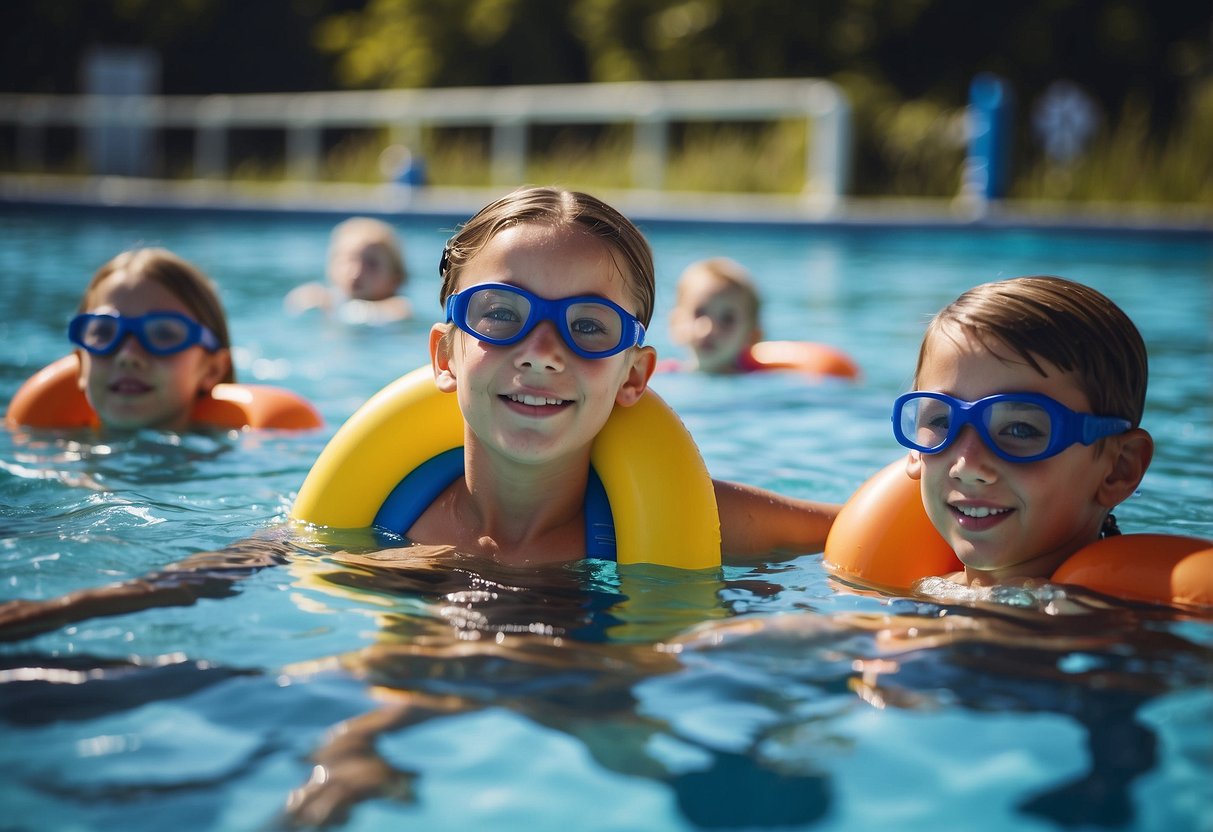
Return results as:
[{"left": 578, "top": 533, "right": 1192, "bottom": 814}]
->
[{"left": 0, "top": 205, "right": 1211, "bottom": 831}]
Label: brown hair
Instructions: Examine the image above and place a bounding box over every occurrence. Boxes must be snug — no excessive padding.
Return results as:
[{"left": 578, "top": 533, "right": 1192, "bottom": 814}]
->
[
  {"left": 437, "top": 186, "right": 655, "bottom": 326},
  {"left": 79, "top": 247, "right": 236, "bottom": 383},
  {"left": 915, "top": 275, "right": 1147, "bottom": 425}
]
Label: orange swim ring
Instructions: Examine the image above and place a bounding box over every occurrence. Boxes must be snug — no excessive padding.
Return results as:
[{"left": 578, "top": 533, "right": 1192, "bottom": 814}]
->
[
  {"left": 742, "top": 341, "right": 860, "bottom": 379},
  {"left": 5, "top": 354, "right": 322, "bottom": 431},
  {"left": 823, "top": 458, "right": 1213, "bottom": 608}
]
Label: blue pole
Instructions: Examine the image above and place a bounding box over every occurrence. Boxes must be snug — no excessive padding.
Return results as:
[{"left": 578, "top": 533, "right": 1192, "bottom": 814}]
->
[{"left": 965, "top": 73, "right": 1013, "bottom": 200}]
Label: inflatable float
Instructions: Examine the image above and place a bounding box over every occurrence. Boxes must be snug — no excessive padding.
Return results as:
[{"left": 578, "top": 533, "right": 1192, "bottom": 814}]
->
[
  {"left": 290, "top": 366, "right": 721, "bottom": 569},
  {"left": 742, "top": 340, "right": 860, "bottom": 379},
  {"left": 823, "top": 459, "right": 1213, "bottom": 608},
  {"left": 5, "top": 354, "right": 322, "bottom": 431}
]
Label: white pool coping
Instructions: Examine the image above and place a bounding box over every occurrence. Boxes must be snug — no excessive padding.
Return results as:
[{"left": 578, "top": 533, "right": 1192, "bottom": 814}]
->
[{"left": 2, "top": 173, "right": 1210, "bottom": 239}]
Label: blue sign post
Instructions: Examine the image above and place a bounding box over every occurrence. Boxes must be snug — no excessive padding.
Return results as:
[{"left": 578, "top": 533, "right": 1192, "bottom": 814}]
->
[{"left": 964, "top": 73, "right": 1013, "bottom": 201}]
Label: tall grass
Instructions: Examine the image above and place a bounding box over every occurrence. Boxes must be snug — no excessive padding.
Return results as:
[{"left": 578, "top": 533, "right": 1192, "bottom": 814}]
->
[
  {"left": 7, "top": 82, "right": 1208, "bottom": 207},
  {"left": 1013, "top": 81, "right": 1213, "bottom": 204},
  {"left": 322, "top": 121, "right": 811, "bottom": 194}
]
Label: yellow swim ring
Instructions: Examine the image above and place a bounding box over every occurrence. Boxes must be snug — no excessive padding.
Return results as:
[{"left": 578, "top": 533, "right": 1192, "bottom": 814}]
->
[{"left": 290, "top": 366, "right": 721, "bottom": 569}]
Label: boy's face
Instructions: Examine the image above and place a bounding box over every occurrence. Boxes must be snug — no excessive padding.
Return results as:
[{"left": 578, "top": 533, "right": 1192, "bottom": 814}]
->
[
  {"left": 76, "top": 271, "right": 230, "bottom": 432},
  {"left": 905, "top": 324, "right": 1120, "bottom": 582},
  {"left": 329, "top": 239, "right": 400, "bottom": 302},
  {"left": 432, "top": 223, "right": 653, "bottom": 470},
  {"left": 669, "top": 270, "right": 757, "bottom": 373}
]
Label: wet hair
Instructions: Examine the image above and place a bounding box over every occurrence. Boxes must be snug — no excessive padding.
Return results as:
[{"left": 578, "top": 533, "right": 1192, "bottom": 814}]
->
[
  {"left": 78, "top": 247, "right": 236, "bottom": 383},
  {"left": 676, "top": 257, "right": 762, "bottom": 328},
  {"left": 437, "top": 186, "right": 655, "bottom": 327},
  {"left": 330, "top": 217, "right": 408, "bottom": 288},
  {"left": 915, "top": 275, "right": 1147, "bottom": 425}
]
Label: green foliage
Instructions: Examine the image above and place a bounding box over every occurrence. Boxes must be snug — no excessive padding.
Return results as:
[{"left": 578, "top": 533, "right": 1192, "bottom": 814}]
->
[
  {"left": 834, "top": 71, "right": 968, "bottom": 197},
  {"left": 2, "top": 0, "right": 1209, "bottom": 203},
  {"left": 1014, "top": 81, "right": 1213, "bottom": 204},
  {"left": 314, "top": 121, "right": 809, "bottom": 194},
  {"left": 313, "top": 0, "right": 590, "bottom": 89}
]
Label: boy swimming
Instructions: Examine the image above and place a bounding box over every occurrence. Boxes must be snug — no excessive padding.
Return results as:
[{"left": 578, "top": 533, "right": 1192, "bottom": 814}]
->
[{"left": 896, "top": 275, "right": 1154, "bottom": 584}]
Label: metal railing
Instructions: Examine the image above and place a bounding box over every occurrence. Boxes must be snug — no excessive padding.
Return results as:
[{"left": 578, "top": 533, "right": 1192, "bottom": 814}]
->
[{"left": 0, "top": 78, "right": 852, "bottom": 205}]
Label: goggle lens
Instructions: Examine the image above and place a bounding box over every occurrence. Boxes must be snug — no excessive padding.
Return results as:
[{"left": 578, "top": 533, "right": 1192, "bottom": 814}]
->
[
  {"left": 448, "top": 283, "right": 643, "bottom": 359},
  {"left": 69, "top": 313, "right": 218, "bottom": 356},
  {"left": 900, "top": 396, "right": 1054, "bottom": 459},
  {"left": 893, "top": 391, "right": 1131, "bottom": 464}
]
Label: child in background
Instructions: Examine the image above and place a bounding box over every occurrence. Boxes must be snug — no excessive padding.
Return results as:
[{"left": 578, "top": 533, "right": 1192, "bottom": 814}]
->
[
  {"left": 70, "top": 247, "right": 234, "bottom": 432},
  {"left": 895, "top": 275, "right": 1154, "bottom": 585},
  {"left": 666, "top": 257, "right": 763, "bottom": 373},
  {"left": 285, "top": 217, "right": 412, "bottom": 324},
  {"left": 664, "top": 257, "right": 860, "bottom": 379}
]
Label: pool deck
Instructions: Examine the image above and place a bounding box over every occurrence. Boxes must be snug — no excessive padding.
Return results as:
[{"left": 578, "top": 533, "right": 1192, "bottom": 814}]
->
[{"left": 1, "top": 173, "right": 1210, "bottom": 239}]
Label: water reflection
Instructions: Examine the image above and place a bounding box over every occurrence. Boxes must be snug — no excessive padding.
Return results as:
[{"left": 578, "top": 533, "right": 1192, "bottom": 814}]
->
[{"left": 0, "top": 536, "right": 1209, "bottom": 829}]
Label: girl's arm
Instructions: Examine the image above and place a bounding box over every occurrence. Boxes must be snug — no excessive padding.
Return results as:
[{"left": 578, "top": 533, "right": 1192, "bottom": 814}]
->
[
  {"left": 0, "top": 539, "right": 290, "bottom": 642},
  {"left": 713, "top": 479, "right": 840, "bottom": 563}
]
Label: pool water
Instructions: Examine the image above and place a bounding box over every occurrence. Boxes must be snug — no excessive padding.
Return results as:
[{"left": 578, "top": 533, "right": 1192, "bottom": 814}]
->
[{"left": 1, "top": 206, "right": 1211, "bottom": 831}]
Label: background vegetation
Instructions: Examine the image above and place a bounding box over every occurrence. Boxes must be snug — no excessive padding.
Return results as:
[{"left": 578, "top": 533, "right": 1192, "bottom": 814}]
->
[{"left": 4, "top": 0, "right": 1210, "bottom": 203}]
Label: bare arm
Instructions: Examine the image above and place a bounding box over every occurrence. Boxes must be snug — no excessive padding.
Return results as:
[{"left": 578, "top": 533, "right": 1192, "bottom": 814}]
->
[
  {"left": 0, "top": 539, "right": 291, "bottom": 643},
  {"left": 284, "top": 283, "right": 332, "bottom": 315},
  {"left": 713, "top": 479, "right": 840, "bottom": 563},
  {"left": 283, "top": 692, "right": 468, "bottom": 828}
]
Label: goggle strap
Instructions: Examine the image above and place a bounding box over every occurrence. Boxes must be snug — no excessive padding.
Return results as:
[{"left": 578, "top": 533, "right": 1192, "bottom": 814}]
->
[{"left": 1082, "top": 415, "right": 1132, "bottom": 445}]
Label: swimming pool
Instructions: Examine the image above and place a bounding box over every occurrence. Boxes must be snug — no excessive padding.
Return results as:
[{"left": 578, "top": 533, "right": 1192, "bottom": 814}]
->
[{"left": 1, "top": 205, "right": 1210, "bottom": 831}]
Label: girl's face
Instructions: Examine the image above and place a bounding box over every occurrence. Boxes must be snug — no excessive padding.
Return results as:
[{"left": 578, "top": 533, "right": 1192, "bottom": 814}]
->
[
  {"left": 905, "top": 323, "right": 1121, "bottom": 582},
  {"left": 669, "top": 270, "right": 757, "bottom": 373},
  {"left": 329, "top": 238, "right": 399, "bottom": 301},
  {"left": 75, "top": 270, "right": 230, "bottom": 432},
  {"left": 431, "top": 223, "right": 654, "bottom": 470}
]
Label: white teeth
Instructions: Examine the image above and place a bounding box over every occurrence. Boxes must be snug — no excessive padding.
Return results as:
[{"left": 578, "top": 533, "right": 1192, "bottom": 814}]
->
[
  {"left": 956, "top": 505, "right": 1009, "bottom": 518},
  {"left": 508, "top": 393, "right": 565, "bottom": 406}
]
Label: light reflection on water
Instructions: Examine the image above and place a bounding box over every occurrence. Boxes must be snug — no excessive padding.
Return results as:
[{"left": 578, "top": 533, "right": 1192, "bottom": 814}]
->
[{"left": 0, "top": 208, "right": 1210, "bottom": 831}]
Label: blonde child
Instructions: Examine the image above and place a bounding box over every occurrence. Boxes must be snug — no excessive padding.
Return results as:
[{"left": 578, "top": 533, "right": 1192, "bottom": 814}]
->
[
  {"left": 70, "top": 247, "right": 233, "bottom": 432},
  {"left": 895, "top": 275, "right": 1154, "bottom": 585},
  {"left": 285, "top": 217, "right": 411, "bottom": 324},
  {"left": 667, "top": 257, "right": 763, "bottom": 373}
]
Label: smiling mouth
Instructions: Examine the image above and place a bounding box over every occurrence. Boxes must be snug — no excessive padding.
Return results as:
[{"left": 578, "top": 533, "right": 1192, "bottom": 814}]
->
[
  {"left": 953, "top": 505, "right": 1011, "bottom": 519},
  {"left": 110, "top": 379, "right": 152, "bottom": 395},
  {"left": 504, "top": 392, "right": 569, "bottom": 407}
]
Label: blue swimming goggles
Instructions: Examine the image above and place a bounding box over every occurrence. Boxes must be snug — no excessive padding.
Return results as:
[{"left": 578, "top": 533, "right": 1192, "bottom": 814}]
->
[
  {"left": 69, "top": 312, "right": 221, "bottom": 356},
  {"left": 445, "top": 282, "right": 645, "bottom": 360},
  {"left": 893, "top": 391, "right": 1132, "bottom": 463}
]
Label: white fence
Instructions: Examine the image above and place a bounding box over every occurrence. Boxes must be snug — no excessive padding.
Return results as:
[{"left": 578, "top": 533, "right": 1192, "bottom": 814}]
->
[{"left": 0, "top": 78, "right": 852, "bottom": 205}]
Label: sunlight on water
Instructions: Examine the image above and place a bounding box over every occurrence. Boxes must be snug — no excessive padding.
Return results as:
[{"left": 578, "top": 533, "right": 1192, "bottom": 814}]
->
[{"left": 0, "top": 207, "right": 1210, "bottom": 831}]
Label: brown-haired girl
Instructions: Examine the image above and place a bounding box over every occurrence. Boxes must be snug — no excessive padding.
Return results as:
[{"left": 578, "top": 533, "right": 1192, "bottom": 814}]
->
[{"left": 71, "top": 247, "right": 233, "bottom": 432}]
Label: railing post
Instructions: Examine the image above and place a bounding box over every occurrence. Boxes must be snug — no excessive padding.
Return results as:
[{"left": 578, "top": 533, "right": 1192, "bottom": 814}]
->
[
  {"left": 16, "top": 98, "right": 49, "bottom": 172},
  {"left": 286, "top": 96, "right": 324, "bottom": 181},
  {"left": 632, "top": 117, "right": 668, "bottom": 190},
  {"left": 195, "top": 95, "right": 230, "bottom": 179},
  {"left": 803, "top": 80, "right": 851, "bottom": 208},
  {"left": 491, "top": 118, "right": 527, "bottom": 186},
  {"left": 287, "top": 124, "right": 321, "bottom": 180}
]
